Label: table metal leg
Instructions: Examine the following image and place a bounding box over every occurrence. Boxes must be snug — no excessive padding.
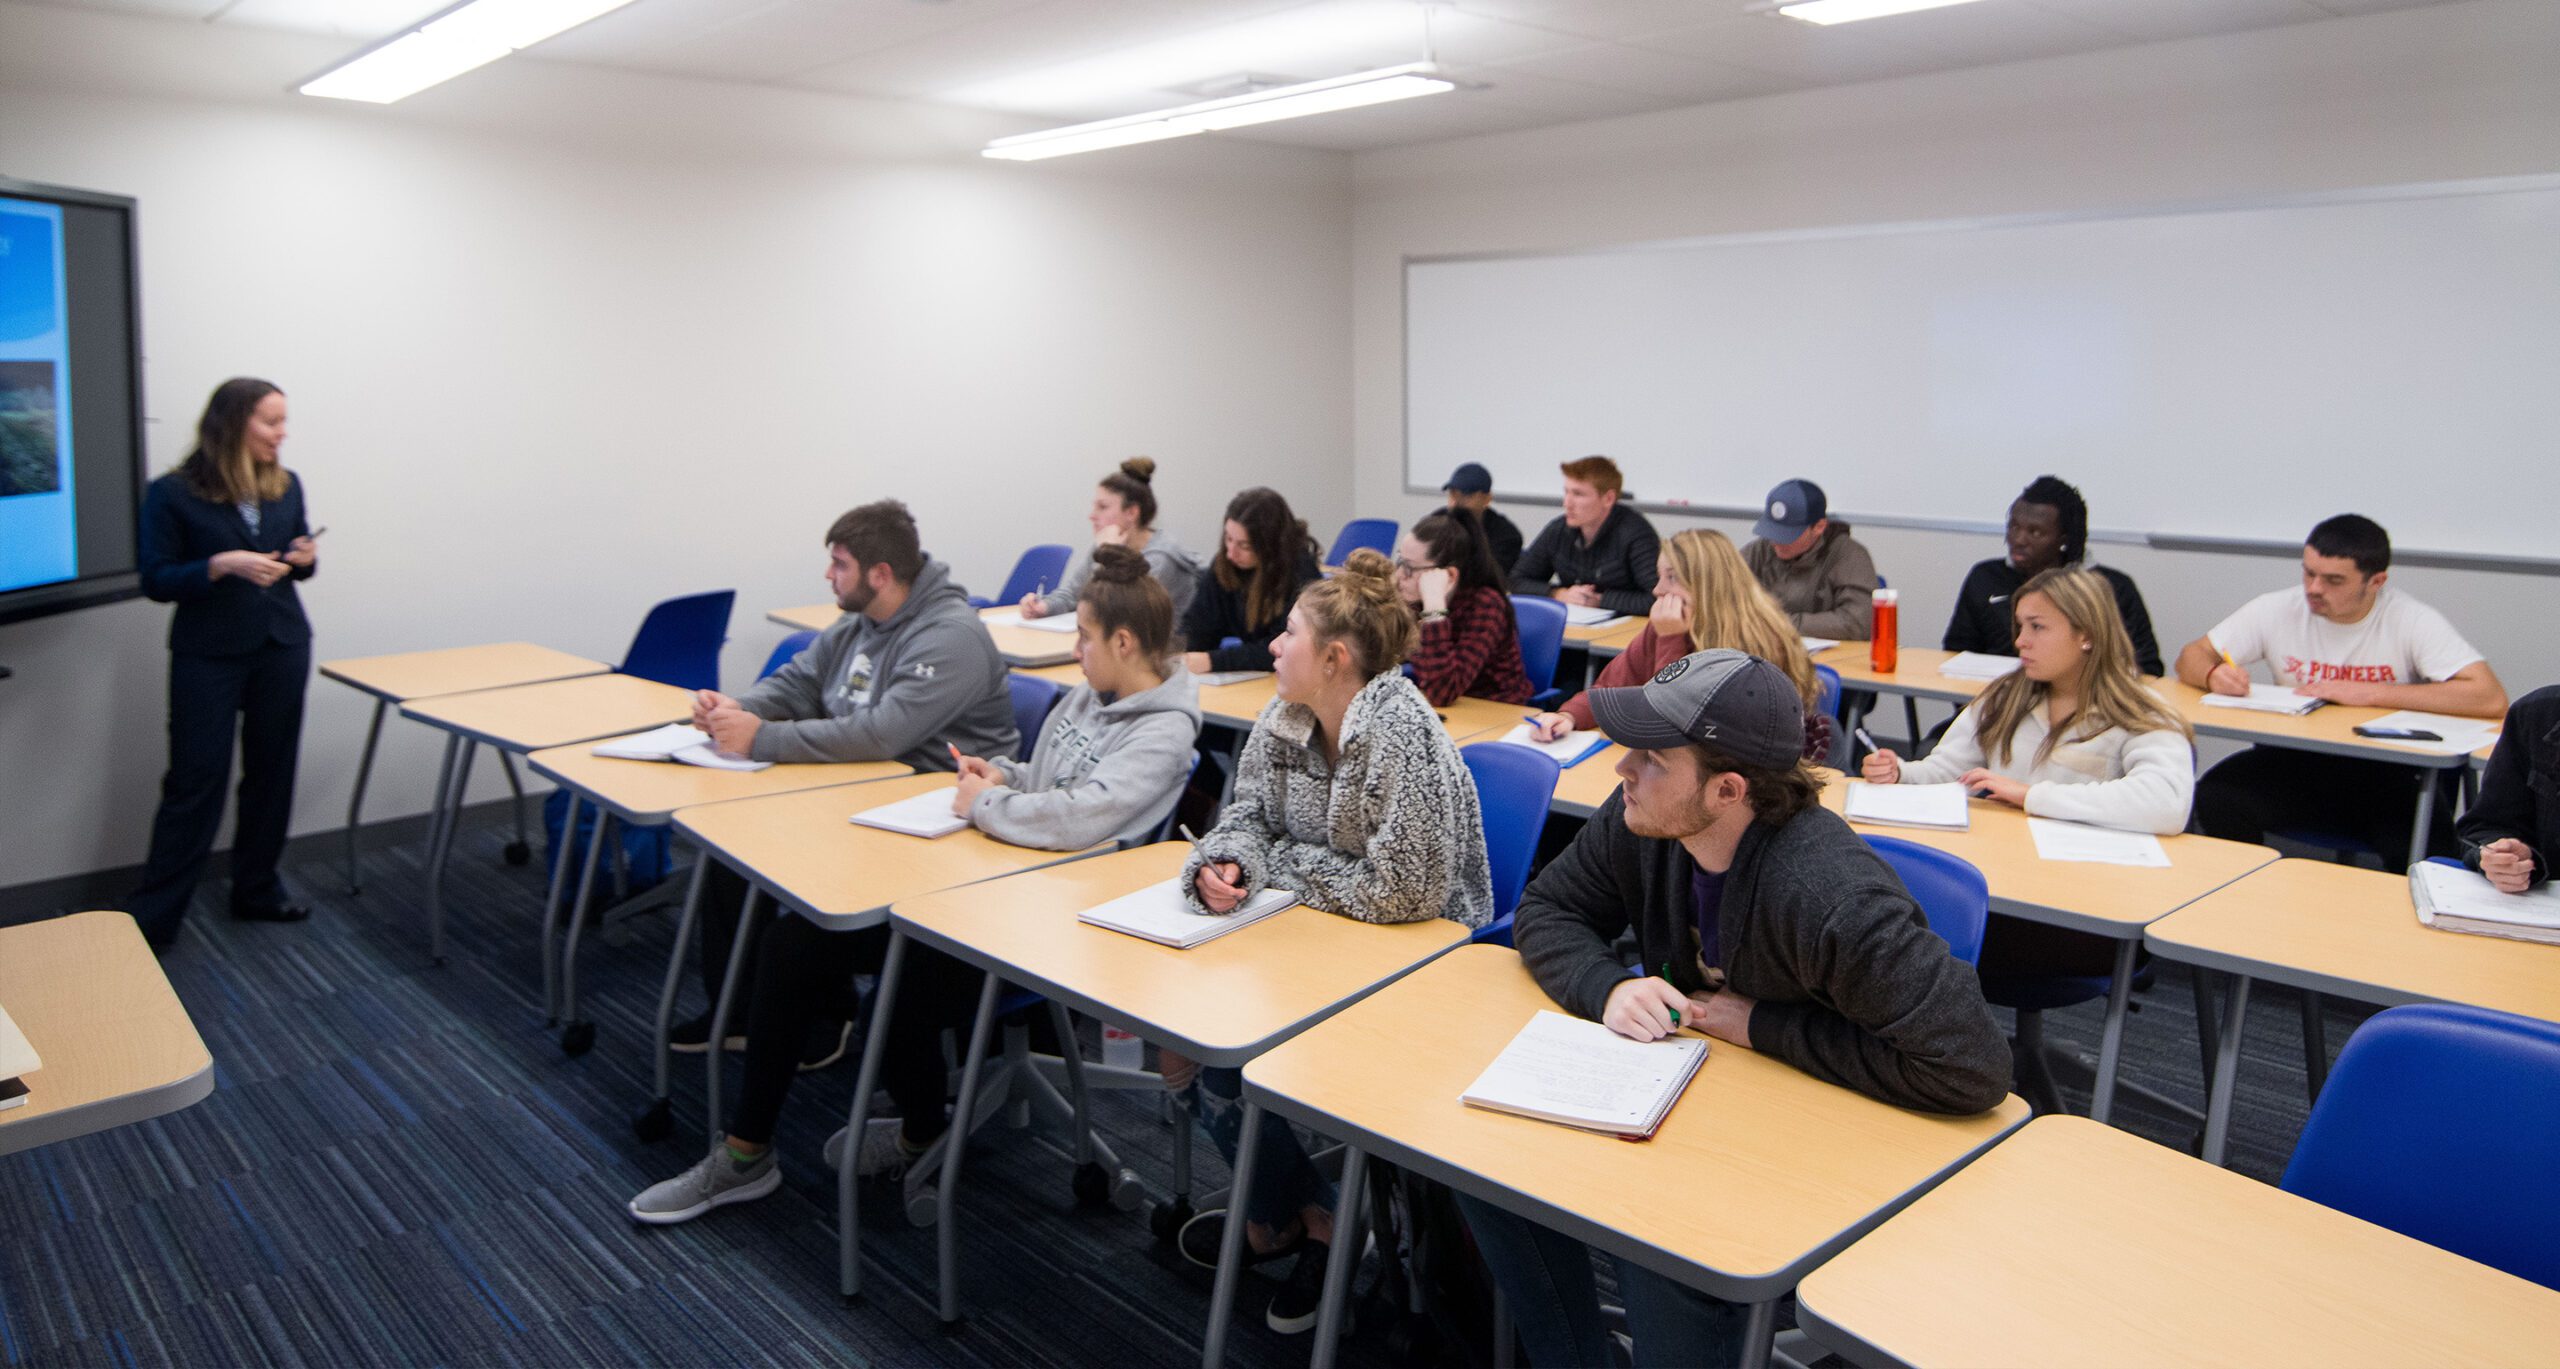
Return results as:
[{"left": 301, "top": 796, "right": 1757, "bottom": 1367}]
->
[
  {"left": 704, "top": 886, "right": 762, "bottom": 1143},
  {"left": 2409, "top": 769, "right": 2439, "bottom": 863},
  {"left": 2299, "top": 990, "right": 2329, "bottom": 1105},
  {"left": 839, "top": 930, "right": 908, "bottom": 1302},
  {"left": 2201, "top": 973, "right": 2253, "bottom": 1167},
  {"left": 936, "top": 973, "right": 1007, "bottom": 1324},
  {"left": 425, "top": 738, "right": 476, "bottom": 965},
  {"left": 649, "top": 860, "right": 709, "bottom": 1106},
  {"left": 2191, "top": 966, "right": 2221, "bottom": 1098},
  {"left": 557, "top": 810, "right": 614, "bottom": 1039},
  {"left": 1308, "top": 1147, "right": 1370, "bottom": 1369},
  {"left": 499, "top": 751, "right": 529, "bottom": 853},
  {"left": 2088, "top": 939, "right": 2140, "bottom": 1126},
  {"left": 344, "top": 699, "right": 386, "bottom": 893},
  {"left": 1046, "top": 1001, "right": 1096, "bottom": 1165},
  {"left": 1491, "top": 1291, "right": 1516, "bottom": 1369},
  {"left": 538, "top": 793, "right": 582, "bottom": 1023},
  {"left": 1739, "top": 1298, "right": 1780, "bottom": 1369},
  {"left": 1901, "top": 697, "right": 1923, "bottom": 752},
  {"left": 1201, "top": 1099, "right": 1268, "bottom": 1368}
]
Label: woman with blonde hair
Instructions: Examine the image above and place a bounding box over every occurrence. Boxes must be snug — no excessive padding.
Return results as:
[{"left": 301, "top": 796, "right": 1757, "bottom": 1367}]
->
[{"left": 1527, "top": 528, "right": 1833, "bottom": 761}]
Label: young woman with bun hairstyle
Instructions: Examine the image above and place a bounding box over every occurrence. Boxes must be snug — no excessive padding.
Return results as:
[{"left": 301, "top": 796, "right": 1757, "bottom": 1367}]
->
[
  {"left": 1022, "top": 457, "right": 1201, "bottom": 621},
  {"left": 1159, "top": 548, "right": 1494, "bottom": 1335}
]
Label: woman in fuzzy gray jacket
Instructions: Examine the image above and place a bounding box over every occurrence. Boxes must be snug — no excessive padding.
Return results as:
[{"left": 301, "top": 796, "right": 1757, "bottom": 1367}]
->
[{"left": 1165, "top": 549, "right": 1493, "bottom": 1335}]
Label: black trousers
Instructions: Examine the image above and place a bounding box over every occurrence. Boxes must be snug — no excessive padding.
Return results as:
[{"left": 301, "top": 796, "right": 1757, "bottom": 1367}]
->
[
  {"left": 129, "top": 640, "right": 311, "bottom": 939},
  {"left": 2193, "top": 745, "right": 2458, "bottom": 870},
  {"left": 725, "top": 915, "right": 983, "bottom": 1149}
]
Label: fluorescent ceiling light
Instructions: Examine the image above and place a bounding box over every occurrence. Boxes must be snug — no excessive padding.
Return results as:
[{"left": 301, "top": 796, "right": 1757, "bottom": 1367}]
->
[
  {"left": 950, "top": 0, "right": 1426, "bottom": 116},
  {"left": 983, "top": 63, "right": 1455, "bottom": 161},
  {"left": 1768, "top": 0, "right": 1990, "bottom": 25},
  {"left": 299, "top": 0, "right": 638, "bottom": 104}
]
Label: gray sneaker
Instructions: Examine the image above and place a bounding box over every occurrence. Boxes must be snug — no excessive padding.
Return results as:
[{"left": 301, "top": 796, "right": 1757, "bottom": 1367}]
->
[
  {"left": 627, "top": 1145, "right": 781, "bottom": 1225},
  {"left": 823, "top": 1118, "right": 918, "bottom": 1179}
]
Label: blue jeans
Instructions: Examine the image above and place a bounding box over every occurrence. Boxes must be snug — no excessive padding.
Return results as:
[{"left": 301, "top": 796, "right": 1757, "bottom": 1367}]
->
[
  {"left": 1456, "top": 1191, "right": 1760, "bottom": 1367},
  {"left": 1184, "top": 1065, "right": 1336, "bottom": 1232}
]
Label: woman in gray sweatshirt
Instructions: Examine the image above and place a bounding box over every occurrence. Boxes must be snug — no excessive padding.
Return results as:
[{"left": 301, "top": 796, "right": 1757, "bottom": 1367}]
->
[{"left": 1019, "top": 457, "right": 1202, "bottom": 623}]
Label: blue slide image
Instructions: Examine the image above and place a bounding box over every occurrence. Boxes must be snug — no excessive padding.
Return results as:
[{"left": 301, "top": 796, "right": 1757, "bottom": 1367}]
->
[
  {"left": 0, "top": 204, "right": 58, "bottom": 343},
  {"left": 0, "top": 199, "right": 77, "bottom": 595}
]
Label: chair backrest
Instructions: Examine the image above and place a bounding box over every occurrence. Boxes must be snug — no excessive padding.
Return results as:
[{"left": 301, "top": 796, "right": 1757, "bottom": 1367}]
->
[
  {"left": 998, "top": 544, "right": 1074, "bottom": 606},
  {"left": 1814, "top": 663, "right": 1842, "bottom": 721},
  {"left": 1462, "top": 743, "right": 1562, "bottom": 940},
  {"left": 758, "top": 630, "right": 818, "bottom": 681},
  {"left": 619, "top": 590, "right": 735, "bottom": 691},
  {"left": 1326, "top": 518, "right": 1399, "bottom": 566},
  {"left": 2281, "top": 1002, "right": 2560, "bottom": 1290},
  {"left": 1509, "top": 595, "right": 1569, "bottom": 696},
  {"left": 1007, "top": 674, "right": 1064, "bottom": 763},
  {"left": 1141, "top": 752, "right": 1205, "bottom": 847},
  {"left": 1859, "top": 834, "right": 1988, "bottom": 966}
]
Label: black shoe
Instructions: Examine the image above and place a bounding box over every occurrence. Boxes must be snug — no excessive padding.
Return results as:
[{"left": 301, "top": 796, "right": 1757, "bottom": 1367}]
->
[
  {"left": 797, "top": 1020, "right": 856, "bottom": 1073},
  {"left": 1266, "top": 1240, "right": 1333, "bottom": 1334},
  {"left": 230, "top": 903, "right": 311, "bottom": 924},
  {"left": 667, "top": 1014, "right": 744, "bottom": 1055},
  {"left": 1177, "top": 1208, "right": 1303, "bottom": 1272}
]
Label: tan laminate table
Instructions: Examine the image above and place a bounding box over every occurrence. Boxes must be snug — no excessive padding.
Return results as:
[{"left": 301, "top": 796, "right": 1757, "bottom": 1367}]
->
[
  {"left": 1239, "top": 944, "right": 2031, "bottom": 1369},
  {"left": 2144, "top": 858, "right": 2560, "bottom": 1165},
  {"left": 976, "top": 606, "right": 1079, "bottom": 667},
  {"left": 521, "top": 744, "right": 910, "bottom": 1054},
  {"left": 0, "top": 912, "right": 215, "bottom": 1156},
  {"left": 1796, "top": 1114, "right": 2560, "bottom": 1369},
  {"left": 1194, "top": 675, "right": 1523, "bottom": 744},
  {"left": 765, "top": 602, "right": 841, "bottom": 633},
  {"left": 1549, "top": 742, "right": 1628, "bottom": 817},
  {"left": 871, "top": 841, "right": 1471, "bottom": 1322},
  {"left": 319, "top": 642, "right": 612, "bottom": 893},
  {"left": 396, "top": 673, "right": 695, "bottom": 963},
  {"left": 1821, "top": 774, "right": 2277, "bottom": 1124}
]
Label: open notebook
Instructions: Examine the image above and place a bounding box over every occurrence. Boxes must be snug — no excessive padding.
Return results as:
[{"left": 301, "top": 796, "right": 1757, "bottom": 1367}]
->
[
  {"left": 1844, "top": 781, "right": 1972, "bottom": 831},
  {"left": 2410, "top": 862, "right": 2560, "bottom": 946},
  {"left": 592, "top": 723, "right": 773, "bottom": 772},
  {"left": 1938, "top": 652, "right": 2023, "bottom": 681},
  {"left": 1563, "top": 605, "right": 1627, "bottom": 628},
  {"left": 981, "top": 610, "right": 1078, "bottom": 634},
  {"left": 1076, "top": 879, "right": 1297, "bottom": 949},
  {"left": 1491, "top": 724, "right": 1610, "bottom": 768},
  {"left": 848, "top": 787, "right": 969, "bottom": 839},
  {"left": 1460, "top": 1011, "right": 1708, "bottom": 1139},
  {"left": 2199, "top": 685, "right": 2325, "bottom": 716}
]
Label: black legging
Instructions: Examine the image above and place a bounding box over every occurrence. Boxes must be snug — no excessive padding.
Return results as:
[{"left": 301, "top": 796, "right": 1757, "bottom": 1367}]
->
[{"left": 724, "top": 913, "right": 984, "bottom": 1149}]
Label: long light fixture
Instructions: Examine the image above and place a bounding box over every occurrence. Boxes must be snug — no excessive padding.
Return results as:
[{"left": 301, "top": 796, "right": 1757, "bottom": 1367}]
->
[
  {"left": 982, "top": 62, "right": 1455, "bottom": 162},
  {"left": 299, "top": 0, "right": 639, "bottom": 104},
  {"left": 1761, "top": 0, "right": 1989, "bottom": 25}
]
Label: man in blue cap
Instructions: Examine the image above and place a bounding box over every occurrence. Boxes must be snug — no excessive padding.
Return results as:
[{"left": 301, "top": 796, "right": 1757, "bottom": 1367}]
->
[
  {"left": 1741, "top": 477, "right": 1878, "bottom": 639},
  {"left": 1465, "top": 647, "right": 2008, "bottom": 1367},
  {"left": 1440, "top": 461, "right": 1523, "bottom": 573}
]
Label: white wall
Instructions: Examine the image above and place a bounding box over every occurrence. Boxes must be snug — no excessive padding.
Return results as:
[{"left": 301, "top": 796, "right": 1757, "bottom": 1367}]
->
[
  {"left": 0, "top": 3, "right": 1354, "bottom": 889},
  {"left": 1351, "top": 0, "right": 2560, "bottom": 714}
]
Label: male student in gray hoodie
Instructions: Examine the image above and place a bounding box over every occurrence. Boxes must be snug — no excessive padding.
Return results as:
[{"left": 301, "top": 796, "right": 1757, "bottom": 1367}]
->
[
  {"left": 673, "top": 500, "right": 1017, "bottom": 1060},
  {"left": 1470, "top": 648, "right": 2009, "bottom": 1368}
]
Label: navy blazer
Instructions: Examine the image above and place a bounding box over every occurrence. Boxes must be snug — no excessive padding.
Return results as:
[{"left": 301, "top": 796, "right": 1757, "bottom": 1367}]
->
[{"left": 138, "top": 469, "right": 316, "bottom": 656}]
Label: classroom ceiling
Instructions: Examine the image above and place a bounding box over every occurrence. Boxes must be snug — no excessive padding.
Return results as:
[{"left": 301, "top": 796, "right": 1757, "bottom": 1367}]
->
[{"left": 64, "top": 0, "right": 2468, "bottom": 151}]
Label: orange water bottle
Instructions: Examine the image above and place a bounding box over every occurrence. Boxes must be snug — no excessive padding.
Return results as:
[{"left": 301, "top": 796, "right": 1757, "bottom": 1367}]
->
[{"left": 1870, "top": 588, "right": 1898, "bottom": 673}]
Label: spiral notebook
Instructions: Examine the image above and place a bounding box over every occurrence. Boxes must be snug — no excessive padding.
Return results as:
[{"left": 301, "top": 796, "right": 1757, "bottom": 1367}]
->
[
  {"left": 591, "top": 723, "right": 773, "bottom": 772},
  {"left": 848, "top": 787, "right": 969, "bottom": 839},
  {"left": 1492, "top": 724, "right": 1611, "bottom": 768},
  {"left": 2410, "top": 862, "right": 2560, "bottom": 946},
  {"left": 1076, "top": 879, "right": 1298, "bottom": 949},
  {"left": 1460, "top": 1011, "right": 1708, "bottom": 1139}
]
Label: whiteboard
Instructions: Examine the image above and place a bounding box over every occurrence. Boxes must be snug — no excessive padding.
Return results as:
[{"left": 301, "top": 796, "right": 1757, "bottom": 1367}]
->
[{"left": 1404, "top": 178, "right": 2560, "bottom": 562}]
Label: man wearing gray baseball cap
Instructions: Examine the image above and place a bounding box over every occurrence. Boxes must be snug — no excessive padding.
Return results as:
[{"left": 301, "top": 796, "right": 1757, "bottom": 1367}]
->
[{"left": 1458, "top": 648, "right": 2008, "bottom": 1368}]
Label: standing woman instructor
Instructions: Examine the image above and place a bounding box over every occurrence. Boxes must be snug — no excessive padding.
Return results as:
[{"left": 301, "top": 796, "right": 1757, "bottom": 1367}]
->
[{"left": 127, "top": 378, "right": 318, "bottom": 950}]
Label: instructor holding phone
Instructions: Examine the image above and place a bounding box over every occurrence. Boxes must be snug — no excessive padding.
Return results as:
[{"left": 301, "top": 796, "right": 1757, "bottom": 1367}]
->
[{"left": 127, "top": 378, "right": 319, "bottom": 951}]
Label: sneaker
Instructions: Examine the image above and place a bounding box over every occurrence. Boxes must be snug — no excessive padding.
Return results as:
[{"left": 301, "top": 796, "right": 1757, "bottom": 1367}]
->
[
  {"left": 627, "top": 1145, "right": 780, "bottom": 1225},
  {"left": 823, "top": 1118, "right": 920, "bottom": 1179},
  {"left": 1176, "top": 1208, "right": 1303, "bottom": 1273},
  {"left": 797, "top": 1020, "right": 856, "bottom": 1073},
  {"left": 667, "top": 1014, "right": 744, "bottom": 1055},
  {"left": 1265, "top": 1240, "right": 1333, "bottom": 1334}
]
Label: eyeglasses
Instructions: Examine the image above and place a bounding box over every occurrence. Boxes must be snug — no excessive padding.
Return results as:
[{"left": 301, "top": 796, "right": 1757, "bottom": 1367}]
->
[{"left": 1391, "top": 558, "right": 1433, "bottom": 577}]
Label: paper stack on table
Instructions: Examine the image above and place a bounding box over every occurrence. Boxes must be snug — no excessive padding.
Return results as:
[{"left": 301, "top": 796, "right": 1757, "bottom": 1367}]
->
[
  {"left": 592, "top": 723, "right": 774, "bottom": 772},
  {"left": 1460, "top": 1010, "right": 1708, "bottom": 1139},
  {"left": 2359, "top": 710, "right": 2503, "bottom": 756},
  {"left": 1563, "top": 606, "right": 1627, "bottom": 628},
  {"left": 2410, "top": 863, "right": 2560, "bottom": 946},
  {"left": 1191, "top": 669, "right": 1272, "bottom": 688},
  {"left": 1801, "top": 637, "right": 1841, "bottom": 655},
  {"left": 1845, "top": 781, "right": 1972, "bottom": 830},
  {"left": 848, "top": 787, "right": 969, "bottom": 838},
  {"left": 1939, "top": 652, "right": 2024, "bottom": 681},
  {"left": 1492, "top": 724, "right": 1611, "bottom": 768},
  {"left": 2027, "top": 818, "right": 2170, "bottom": 868},
  {"left": 2199, "top": 685, "right": 2325, "bottom": 716},
  {"left": 1077, "top": 879, "right": 1297, "bottom": 949}
]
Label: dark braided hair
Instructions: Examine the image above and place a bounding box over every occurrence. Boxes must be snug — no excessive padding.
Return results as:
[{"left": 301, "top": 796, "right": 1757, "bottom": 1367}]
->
[{"left": 2017, "top": 475, "right": 2089, "bottom": 565}]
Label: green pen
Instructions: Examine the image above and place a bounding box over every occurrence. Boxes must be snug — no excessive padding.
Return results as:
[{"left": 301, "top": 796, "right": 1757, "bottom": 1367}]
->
[{"left": 1662, "top": 963, "right": 1679, "bottom": 1027}]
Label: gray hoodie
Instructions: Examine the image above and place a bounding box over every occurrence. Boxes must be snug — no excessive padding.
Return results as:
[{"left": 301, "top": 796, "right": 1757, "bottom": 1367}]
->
[
  {"left": 738, "top": 558, "right": 1018, "bottom": 772},
  {"left": 1036, "top": 531, "right": 1204, "bottom": 622},
  {"left": 969, "top": 671, "right": 1203, "bottom": 851}
]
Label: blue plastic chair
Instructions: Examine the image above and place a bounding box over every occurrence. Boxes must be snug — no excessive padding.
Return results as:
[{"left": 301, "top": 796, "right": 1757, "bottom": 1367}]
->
[
  {"left": 2282, "top": 1002, "right": 2560, "bottom": 1290},
  {"left": 1860, "top": 834, "right": 1987, "bottom": 966},
  {"left": 969, "top": 544, "right": 1074, "bottom": 609},
  {"left": 1461, "top": 742, "right": 1563, "bottom": 947},
  {"left": 619, "top": 590, "right": 733, "bottom": 691},
  {"left": 758, "top": 630, "right": 817, "bottom": 681},
  {"left": 1007, "top": 674, "right": 1063, "bottom": 763},
  {"left": 1814, "top": 663, "right": 1842, "bottom": 721},
  {"left": 1509, "top": 595, "right": 1569, "bottom": 709},
  {"left": 1325, "top": 518, "right": 1398, "bottom": 565}
]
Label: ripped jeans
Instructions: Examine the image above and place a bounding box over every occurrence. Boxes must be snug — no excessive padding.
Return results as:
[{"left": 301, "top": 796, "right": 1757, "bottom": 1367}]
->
[{"left": 1172, "top": 1058, "right": 1337, "bottom": 1232}]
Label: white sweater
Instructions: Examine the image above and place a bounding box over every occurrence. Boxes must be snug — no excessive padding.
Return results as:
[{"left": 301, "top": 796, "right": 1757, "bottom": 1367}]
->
[{"left": 1898, "top": 703, "right": 2195, "bottom": 835}]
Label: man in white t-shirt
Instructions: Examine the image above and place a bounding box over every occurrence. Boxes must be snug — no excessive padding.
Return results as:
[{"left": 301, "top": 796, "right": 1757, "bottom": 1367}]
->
[{"left": 2174, "top": 514, "right": 2507, "bottom": 864}]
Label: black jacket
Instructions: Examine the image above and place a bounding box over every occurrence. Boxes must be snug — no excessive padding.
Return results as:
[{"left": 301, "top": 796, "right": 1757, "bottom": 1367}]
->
[
  {"left": 1511, "top": 791, "right": 2011, "bottom": 1115},
  {"left": 2459, "top": 686, "right": 2560, "bottom": 890},
  {"left": 1510, "top": 503, "right": 1661, "bottom": 618},
  {"left": 1182, "top": 549, "right": 1319, "bottom": 674},
  {"left": 1479, "top": 507, "right": 1524, "bottom": 578},
  {"left": 1943, "top": 558, "right": 2164, "bottom": 677},
  {"left": 138, "top": 470, "right": 315, "bottom": 656}
]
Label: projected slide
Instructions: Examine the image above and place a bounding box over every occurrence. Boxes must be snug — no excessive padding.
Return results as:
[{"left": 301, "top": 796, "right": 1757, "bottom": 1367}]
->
[{"left": 0, "top": 197, "right": 75, "bottom": 595}]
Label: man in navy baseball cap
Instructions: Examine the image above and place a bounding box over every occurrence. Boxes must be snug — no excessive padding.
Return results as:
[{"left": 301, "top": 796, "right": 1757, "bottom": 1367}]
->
[
  {"left": 1440, "top": 462, "right": 1523, "bottom": 573},
  {"left": 1742, "top": 477, "right": 1878, "bottom": 639}
]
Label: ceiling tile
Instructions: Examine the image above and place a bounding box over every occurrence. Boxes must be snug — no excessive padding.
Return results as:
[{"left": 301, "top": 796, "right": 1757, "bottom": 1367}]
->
[
  {"left": 1626, "top": 12, "right": 1951, "bottom": 85},
  {"left": 2025, "top": 0, "right": 2330, "bottom": 43},
  {"left": 1486, "top": 40, "right": 1800, "bottom": 104},
  {"left": 1837, "top": 0, "right": 2129, "bottom": 67},
  {"left": 1446, "top": 1, "right": 1755, "bottom": 44}
]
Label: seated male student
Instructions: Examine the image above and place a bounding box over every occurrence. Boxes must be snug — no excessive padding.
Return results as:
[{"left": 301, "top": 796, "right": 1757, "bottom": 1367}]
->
[
  {"left": 1510, "top": 454, "right": 1660, "bottom": 617},
  {"left": 1441, "top": 461, "right": 1523, "bottom": 574},
  {"left": 2176, "top": 513, "right": 2506, "bottom": 867},
  {"left": 2460, "top": 685, "right": 2560, "bottom": 893},
  {"left": 1944, "top": 475, "right": 2164, "bottom": 676},
  {"left": 1479, "top": 649, "right": 2010, "bottom": 1368},
  {"left": 672, "top": 499, "right": 1018, "bottom": 1061},
  {"left": 1740, "top": 478, "right": 1877, "bottom": 640}
]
